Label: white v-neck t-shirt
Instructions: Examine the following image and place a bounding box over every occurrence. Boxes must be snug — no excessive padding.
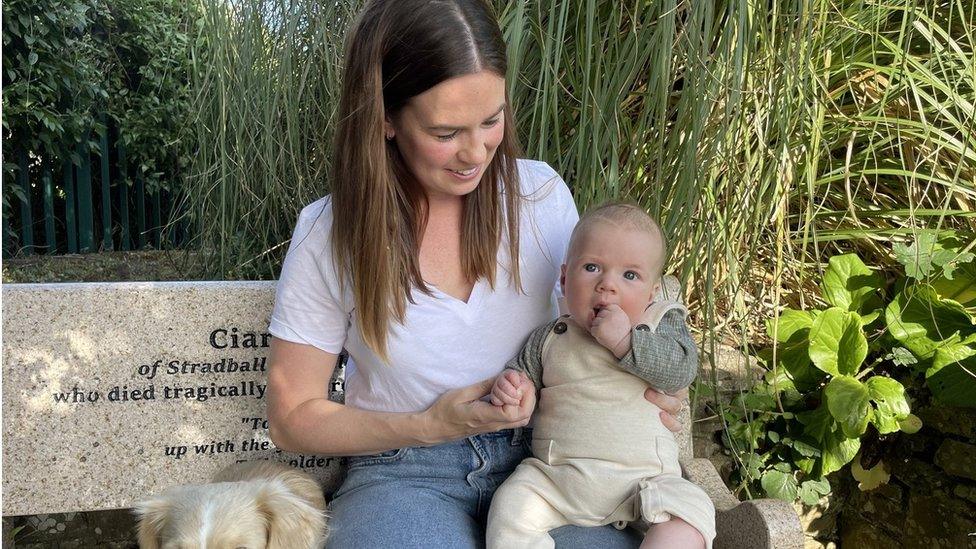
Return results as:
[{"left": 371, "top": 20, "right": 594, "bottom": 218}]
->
[{"left": 269, "top": 159, "right": 578, "bottom": 413}]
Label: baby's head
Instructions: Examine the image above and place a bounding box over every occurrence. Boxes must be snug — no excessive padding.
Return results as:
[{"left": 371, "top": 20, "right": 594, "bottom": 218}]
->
[{"left": 560, "top": 202, "right": 666, "bottom": 328}]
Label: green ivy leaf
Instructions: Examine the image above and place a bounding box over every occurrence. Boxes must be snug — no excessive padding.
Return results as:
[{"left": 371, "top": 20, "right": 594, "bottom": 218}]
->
[
  {"left": 899, "top": 414, "right": 923, "bottom": 434},
  {"left": 791, "top": 438, "right": 822, "bottom": 458},
  {"left": 798, "top": 403, "right": 834, "bottom": 442},
  {"left": 929, "top": 336, "right": 976, "bottom": 377},
  {"left": 825, "top": 376, "right": 873, "bottom": 437},
  {"left": 808, "top": 478, "right": 831, "bottom": 494},
  {"left": 886, "top": 284, "right": 975, "bottom": 361},
  {"left": 763, "top": 369, "right": 800, "bottom": 397},
  {"left": 761, "top": 469, "right": 799, "bottom": 502},
  {"left": 822, "top": 254, "right": 882, "bottom": 312},
  {"left": 821, "top": 429, "right": 860, "bottom": 476},
  {"left": 742, "top": 453, "right": 764, "bottom": 481},
  {"left": 740, "top": 392, "right": 778, "bottom": 411},
  {"left": 926, "top": 341, "right": 976, "bottom": 407},
  {"left": 798, "top": 478, "right": 831, "bottom": 505},
  {"left": 889, "top": 347, "right": 918, "bottom": 367},
  {"left": 766, "top": 310, "right": 824, "bottom": 391},
  {"left": 768, "top": 309, "right": 815, "bottom": 342},
  {"left": 931, "top": 261, "right": 976, "bottom": 307},
  {"left": 730, "top": 419, "right": 766, "bottom": 451},
  {"left": 865, "top": 376, "right": 910, "bottom": 434},
  {"left": 795, "top": 458, "right": 816, "bottom": 475},
  {"left": 894, "top": 232, "right": 963, "bottom": 279},
  {"left": 810, "top": 308, "right": 868, "bottom": 376},
  {"left": 860, "top": 309, "right": 882, "bottom": 326}
]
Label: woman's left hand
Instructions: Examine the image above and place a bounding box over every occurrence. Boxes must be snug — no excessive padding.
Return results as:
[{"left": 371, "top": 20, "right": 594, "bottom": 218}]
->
[
  {"left": 644, "top": 387, "right": 687, "bottom": 433},
  {"left": 421, "top": 375, "right": 535, "bottom": 444}
]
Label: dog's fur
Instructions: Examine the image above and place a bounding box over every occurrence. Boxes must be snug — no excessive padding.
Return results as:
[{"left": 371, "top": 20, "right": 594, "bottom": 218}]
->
[{"left": 134, "top": 461, "right": 328, "bottom": 549}]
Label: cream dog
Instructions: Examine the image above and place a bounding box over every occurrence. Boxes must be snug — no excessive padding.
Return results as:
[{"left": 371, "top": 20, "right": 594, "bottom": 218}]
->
[{"left": 134, "top": 460, "right": 328, "bottom": 548}]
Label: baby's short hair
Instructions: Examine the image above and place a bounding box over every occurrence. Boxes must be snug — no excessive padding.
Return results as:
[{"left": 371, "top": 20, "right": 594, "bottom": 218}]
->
[{"left": 568, "top": 201, "right": 667, "bottom": 280}]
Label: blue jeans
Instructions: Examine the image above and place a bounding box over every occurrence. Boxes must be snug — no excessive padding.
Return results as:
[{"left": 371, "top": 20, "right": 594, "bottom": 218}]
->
[{"left": 326, "top": 429, "right": 642, "bottom": 548}]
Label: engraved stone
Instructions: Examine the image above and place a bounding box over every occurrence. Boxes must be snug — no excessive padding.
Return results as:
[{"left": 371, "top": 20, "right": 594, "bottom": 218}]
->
[{"left": 2, "top": 282, "right": 344, "bottom": 516}]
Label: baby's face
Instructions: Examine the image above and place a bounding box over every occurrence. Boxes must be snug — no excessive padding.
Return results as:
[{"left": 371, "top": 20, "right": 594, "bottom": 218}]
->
[{"left": 561, "top": 222, "right": 662, "bottom": 329}]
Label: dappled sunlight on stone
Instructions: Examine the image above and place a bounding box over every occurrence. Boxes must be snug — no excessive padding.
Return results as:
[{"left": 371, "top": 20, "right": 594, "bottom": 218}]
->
[{"left": 2, "top": 282, "right": 344, "bottom": 517}]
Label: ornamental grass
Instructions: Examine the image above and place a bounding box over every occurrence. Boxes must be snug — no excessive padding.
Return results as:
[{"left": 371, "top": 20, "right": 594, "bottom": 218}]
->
[{"left": 183, "top": 0, "right": 973, "bottom": 334}]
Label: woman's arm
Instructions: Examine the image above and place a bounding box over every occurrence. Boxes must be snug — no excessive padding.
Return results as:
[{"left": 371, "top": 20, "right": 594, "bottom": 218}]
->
[{"left": 267, "top": 338, "right": 533, "bottom": 456}]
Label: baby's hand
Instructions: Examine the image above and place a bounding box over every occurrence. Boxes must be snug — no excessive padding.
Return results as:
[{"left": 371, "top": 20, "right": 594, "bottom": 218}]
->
[
  {"left": 590, "top": 304, "right": 633, "bottom": 358},
  {"left": 490, "top": 369, "right": 523, "bottom": 407}
]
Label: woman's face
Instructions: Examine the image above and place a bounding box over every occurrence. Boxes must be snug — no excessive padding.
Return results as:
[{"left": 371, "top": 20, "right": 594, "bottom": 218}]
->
[{"left": 387, "top": 70, "right": 507, "bottom": 203}]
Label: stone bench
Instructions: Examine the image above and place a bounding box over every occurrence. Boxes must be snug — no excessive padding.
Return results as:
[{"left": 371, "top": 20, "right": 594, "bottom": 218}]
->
[{"left": 2, "top": 281, "right": 802, "bottom": 548}]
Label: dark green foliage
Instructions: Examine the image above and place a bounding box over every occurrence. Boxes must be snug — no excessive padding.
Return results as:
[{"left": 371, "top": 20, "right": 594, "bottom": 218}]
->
[
  {"left": 2, "top": 0, "right": 196, "bottom": 205},
  {"left": 2, "top": 0, "right": 105, "bottom": 167},
  {"left": 97, "top": 0, "right": 197, "bottom": 193},
  {"left": 722, "top": 235, "right": 976, "bottom": 503}
]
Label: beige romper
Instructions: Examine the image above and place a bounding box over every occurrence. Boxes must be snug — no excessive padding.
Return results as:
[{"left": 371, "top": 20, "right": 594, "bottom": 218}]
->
[{"left": 486, "top": 302, "right": 716, "bottom": 548}]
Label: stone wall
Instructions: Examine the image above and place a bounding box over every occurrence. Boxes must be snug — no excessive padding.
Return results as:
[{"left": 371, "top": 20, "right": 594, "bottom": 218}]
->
[{"left": 838, "top": 405, "right": 976, "bottom": 548}]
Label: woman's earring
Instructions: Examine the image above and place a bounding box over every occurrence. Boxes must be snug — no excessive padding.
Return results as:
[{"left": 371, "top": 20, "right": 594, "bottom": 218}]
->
[{"left": 385, "top": 132, "right": 395, "bottom": 141}]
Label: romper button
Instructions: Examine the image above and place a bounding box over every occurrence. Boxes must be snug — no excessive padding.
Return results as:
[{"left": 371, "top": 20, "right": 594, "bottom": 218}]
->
[
  {"left": 554, "top": 322, "right": 567, "bottom": 334},
  {"left": 635, "top": 324, "right": 650, "bottom": 332}
]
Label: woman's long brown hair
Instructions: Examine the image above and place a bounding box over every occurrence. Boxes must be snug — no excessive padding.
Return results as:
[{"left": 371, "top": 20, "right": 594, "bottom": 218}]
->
[{"left": 331, "top": 0, "right": 523, "bottom": 362}]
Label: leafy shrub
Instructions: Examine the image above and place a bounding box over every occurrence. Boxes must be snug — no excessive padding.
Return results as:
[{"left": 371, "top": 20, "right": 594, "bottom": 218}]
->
[
  {"left": 723, "top": 233, "right": 976, "bottom": 503},
  {"left": 2, "top": 0, "right": 195, "bottom": 194},
  {"left": 98, "top": 0, "right": 196, "bottom": 193},
  {"left": 2, "top": 0, "right": 105, "bottom": 162}
]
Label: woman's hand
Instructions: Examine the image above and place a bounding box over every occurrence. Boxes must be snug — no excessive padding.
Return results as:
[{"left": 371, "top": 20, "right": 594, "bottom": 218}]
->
[
  {"left": 644, "top": 387, "right": 687, "bottom": 433},
  {"left": 421, "top": 376, "right": 535, "bottom": 444}
]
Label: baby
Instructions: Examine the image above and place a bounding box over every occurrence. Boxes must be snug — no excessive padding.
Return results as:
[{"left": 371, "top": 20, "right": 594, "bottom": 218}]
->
[{"left": 486, "top": 202, "right": 715, "bottom": 548}]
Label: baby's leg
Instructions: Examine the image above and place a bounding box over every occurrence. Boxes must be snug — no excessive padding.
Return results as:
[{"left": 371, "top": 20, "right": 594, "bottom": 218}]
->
[
  {"left": 636, "top": 474, "right": 716, "bottom": 548},
  {"left": 487, "top": 461, "right": 570, "bottom": 549},
  {"left": 639, "top": 517, "right": 706, "bottom": 549}
]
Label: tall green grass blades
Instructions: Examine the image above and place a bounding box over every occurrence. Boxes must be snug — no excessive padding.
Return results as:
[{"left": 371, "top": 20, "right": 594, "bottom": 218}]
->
[
  {"left": 182, "top": 0, "right": 353, "bottom": 278},
  {"left": 181, "top": 0, "right": 974, "bottom": 354}
]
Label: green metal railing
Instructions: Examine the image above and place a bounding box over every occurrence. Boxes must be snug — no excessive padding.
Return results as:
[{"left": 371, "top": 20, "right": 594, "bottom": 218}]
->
[{"left": 2, "top": 119, "right": 184, "bottom": 258}]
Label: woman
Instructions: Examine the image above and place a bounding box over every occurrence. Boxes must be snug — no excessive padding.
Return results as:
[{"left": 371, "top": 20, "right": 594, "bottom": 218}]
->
[{"left": 267, "top": 1, "right": 687, "bottom": 546}]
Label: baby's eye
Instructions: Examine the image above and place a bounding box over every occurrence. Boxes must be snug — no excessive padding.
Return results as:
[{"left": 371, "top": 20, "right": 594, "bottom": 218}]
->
[
  {"left": 624, "top": 271, "right": 639, "bottom": 280},
  {"left": 436, "top": 130, "right": 460, "bottom": 141},
  {"left": 583, "top": 263, "right": 598, "bottom": 272}
]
